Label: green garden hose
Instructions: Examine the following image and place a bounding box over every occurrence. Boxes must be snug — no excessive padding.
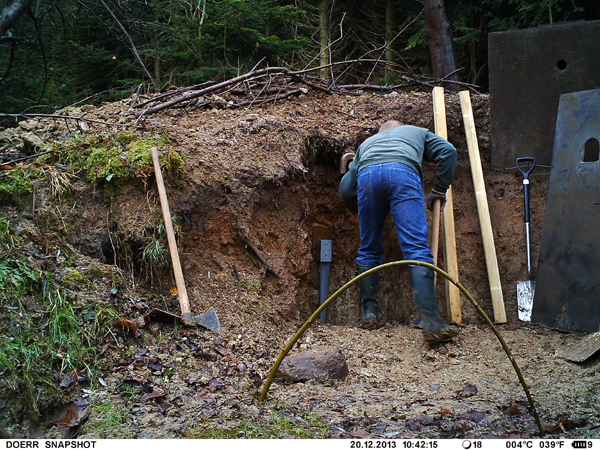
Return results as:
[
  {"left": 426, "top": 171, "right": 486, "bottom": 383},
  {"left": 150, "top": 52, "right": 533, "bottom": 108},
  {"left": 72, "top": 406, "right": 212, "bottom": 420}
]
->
[{"left": 258, "top": 260, "right": 544, "bottom": 436}]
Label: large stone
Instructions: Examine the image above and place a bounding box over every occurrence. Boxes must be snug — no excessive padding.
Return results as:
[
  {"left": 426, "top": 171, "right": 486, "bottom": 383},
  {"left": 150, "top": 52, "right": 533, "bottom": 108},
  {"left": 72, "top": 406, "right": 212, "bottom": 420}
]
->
[{"left": 276, "top": 347, "right": 349, "bottom": 382}]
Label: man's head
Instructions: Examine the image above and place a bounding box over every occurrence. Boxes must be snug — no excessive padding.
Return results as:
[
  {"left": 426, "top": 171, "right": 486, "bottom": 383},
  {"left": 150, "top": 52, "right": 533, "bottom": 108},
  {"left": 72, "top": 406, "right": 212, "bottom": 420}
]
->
[{"left": 378, "top": 120, "right": 404, "bottom": 133}]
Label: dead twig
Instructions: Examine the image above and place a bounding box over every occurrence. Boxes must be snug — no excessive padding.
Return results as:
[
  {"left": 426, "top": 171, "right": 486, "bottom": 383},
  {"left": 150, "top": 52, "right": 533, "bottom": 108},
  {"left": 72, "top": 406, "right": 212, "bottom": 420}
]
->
[
  {"left": 238, "top": 228, "right": 280, "bottom": 278},
  {"left": 98, "top": 0, "right": 158, "bottom": 89},
  {"left": 230, "top": 89, "right": 304, "bottom": 109},
  {"left": 134, "top": 66, "right": 291, "bottom": 116},
  {"left": 0, "top": 113, "right": 141, "bottom": 129},
  {"left": 0, "top": 148, "right": 57, "bottom": 167},
  {"left": 133, "top": 80, "right": 217, "bottom": 109}
]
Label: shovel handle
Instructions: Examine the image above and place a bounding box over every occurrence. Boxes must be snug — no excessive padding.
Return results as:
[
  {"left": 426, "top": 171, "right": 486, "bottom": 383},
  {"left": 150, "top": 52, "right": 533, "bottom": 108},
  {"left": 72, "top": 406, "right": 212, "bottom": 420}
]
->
[
  {"left": 516, "top": 157, "right": 536, "bottom": 223},
  {"left": 516, "top": 157, "right": 535, "bottom": 279}
]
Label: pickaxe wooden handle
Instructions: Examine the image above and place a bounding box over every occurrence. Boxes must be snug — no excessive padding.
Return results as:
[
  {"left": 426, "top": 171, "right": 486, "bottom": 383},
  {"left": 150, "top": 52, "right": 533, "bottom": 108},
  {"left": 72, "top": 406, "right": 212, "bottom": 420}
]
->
[{"left": 151, "top": 147, "right": 195, "bottom": 326}]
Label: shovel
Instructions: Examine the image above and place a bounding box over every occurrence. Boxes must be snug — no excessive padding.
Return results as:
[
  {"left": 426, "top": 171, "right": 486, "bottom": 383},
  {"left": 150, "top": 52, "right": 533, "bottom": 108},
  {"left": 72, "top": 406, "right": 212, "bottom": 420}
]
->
[
  {"left": 148, "top": 147, "right": 220, "bottom": 332},
  {"left": 516, "top": 157, "right": 536, "bottom": 321}
]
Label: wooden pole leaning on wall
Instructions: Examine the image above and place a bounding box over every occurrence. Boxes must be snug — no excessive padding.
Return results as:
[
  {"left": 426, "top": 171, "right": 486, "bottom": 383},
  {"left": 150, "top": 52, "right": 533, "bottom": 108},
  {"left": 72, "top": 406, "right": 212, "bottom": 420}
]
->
[
  {"left": 432, "top": 86, "right": 462, "bottom": 324},
  {"left": 151, "top": 146, "right": 195, "bottom": 326},
  {"left": 459, "top": 91, "right": 507, "bottom": 323}
]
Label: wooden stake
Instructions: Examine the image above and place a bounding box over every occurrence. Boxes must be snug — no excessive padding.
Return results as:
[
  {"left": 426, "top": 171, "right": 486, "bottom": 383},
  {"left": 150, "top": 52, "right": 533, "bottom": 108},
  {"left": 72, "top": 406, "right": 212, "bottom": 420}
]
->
[
  {"left": 459, "top": 92, "right": 506, "bottom": 323},
  {"left": 432, "top": 86, "right": 462, "bottom": 324}
]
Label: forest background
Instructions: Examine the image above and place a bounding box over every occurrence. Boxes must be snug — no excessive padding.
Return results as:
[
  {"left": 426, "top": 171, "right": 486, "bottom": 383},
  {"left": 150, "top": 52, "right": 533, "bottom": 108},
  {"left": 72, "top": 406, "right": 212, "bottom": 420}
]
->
[{"left": 1, "top": 0, "right": 600, "bottom": 121}]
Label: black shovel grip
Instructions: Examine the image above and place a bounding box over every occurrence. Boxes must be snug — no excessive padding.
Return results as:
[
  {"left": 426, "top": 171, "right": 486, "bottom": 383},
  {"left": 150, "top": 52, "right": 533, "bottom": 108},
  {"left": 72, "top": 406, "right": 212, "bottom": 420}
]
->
[{"left": 516, "top": 157, "right": 536, "bottom": 179}]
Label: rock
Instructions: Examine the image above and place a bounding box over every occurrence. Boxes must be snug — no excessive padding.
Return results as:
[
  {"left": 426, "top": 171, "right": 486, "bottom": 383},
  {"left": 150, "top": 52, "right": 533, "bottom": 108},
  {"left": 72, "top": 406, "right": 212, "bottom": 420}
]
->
[
  {"left": 18, "top": 120, "right": 37, "bottom": 132},
  {"left": 276, "top": 347, "right": 349, "bottom": 382},
  {"left": 21, "top": 133, "right": 45, "bottom": 153}
]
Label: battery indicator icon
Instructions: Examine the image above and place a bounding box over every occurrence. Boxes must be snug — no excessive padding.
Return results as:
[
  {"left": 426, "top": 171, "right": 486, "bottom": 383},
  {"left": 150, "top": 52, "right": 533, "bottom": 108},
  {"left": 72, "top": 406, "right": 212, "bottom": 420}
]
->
[{"left": 572, "top": 442, "right": 590, "bottom": 449}]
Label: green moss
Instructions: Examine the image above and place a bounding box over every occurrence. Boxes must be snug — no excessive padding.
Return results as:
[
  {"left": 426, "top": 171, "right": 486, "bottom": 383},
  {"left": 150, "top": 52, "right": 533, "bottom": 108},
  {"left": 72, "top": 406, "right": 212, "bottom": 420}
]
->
[
  {"left": 85, "top": 267, "right": 123, "bottom": 286},
  {"left": 115, "top": 133, "right": 139, "bottom": 145},
  {"left": 0, "top": 170, "right": 36, "bottom": 208},
  {"left": 84, "top": 146, "right": 131, "bottom": 186},
  {"left": 62, "top": 269, "right": 89, "bottom": 288},
  {"left": 44, "top": 133, "right": 186, "bottom": 200}
]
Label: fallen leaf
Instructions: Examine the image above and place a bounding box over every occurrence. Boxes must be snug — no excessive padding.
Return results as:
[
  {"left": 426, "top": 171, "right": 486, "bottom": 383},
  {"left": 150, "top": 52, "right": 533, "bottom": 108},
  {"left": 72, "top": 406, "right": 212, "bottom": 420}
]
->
[
  {"left": 148, "top": 360, "right": 164, "bottom": 372},
  {"left": 22, "top": 418, "right": 42, "bottom": 439},
  {"left": 506, "top": 406, "right": 524, "bottom": 416},
  {"left": 54, "top": 408, "right": 87, "bottom": 438},
  {"left": 140, "top": 390, "right": 166, "bottom": 402},
  {"left": 117, "top": 317, "right": 140, "bottom": 337},
  {"left": 459, "top": 383, "right": 478, "bottom": 398},
  {"left": 350, "top": 430, "right": 372, "bottom": 438}
]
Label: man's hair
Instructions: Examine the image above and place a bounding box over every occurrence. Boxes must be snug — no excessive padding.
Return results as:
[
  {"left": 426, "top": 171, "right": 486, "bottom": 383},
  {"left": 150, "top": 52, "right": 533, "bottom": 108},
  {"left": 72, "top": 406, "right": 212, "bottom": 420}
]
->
[{"left": 378, "top": 120, "right": 404, "bottom": 133}]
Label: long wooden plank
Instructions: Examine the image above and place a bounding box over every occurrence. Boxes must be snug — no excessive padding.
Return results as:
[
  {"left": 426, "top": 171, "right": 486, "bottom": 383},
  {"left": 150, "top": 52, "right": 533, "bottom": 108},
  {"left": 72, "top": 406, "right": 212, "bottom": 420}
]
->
[
  {"left": 459, "top": 91, "right": 507, "bottom": 323},
  {"left": 431, "top": 87, "right": 444, "bottom": 266},
  {"left": 432, "top": 86, "right": 462, "bottom": 324},
  {"left": 442, "top": 188, "right": 461, "bottom": 323}
]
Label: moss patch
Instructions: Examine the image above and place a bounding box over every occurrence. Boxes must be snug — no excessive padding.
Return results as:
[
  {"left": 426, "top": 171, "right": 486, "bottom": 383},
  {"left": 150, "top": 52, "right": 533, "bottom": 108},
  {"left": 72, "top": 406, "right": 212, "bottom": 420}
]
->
[
  {"left": 44, "top": 133, "right": 186, "bottom": 201},
  {"left": 0, "top": 169, "right": 38, "bottom": 208}
]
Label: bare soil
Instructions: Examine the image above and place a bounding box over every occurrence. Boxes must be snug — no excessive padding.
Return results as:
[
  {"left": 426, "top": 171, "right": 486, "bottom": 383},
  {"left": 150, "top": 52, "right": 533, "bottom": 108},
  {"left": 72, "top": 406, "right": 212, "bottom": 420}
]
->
[{"left": 1, "top": 89, "right": 599, "bottom": 439}]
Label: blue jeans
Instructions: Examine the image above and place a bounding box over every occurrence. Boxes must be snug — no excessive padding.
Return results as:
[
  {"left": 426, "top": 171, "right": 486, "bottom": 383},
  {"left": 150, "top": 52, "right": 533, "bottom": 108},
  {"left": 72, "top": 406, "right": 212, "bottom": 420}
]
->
[{"left": 357, "top": 163, "right": 433, "bottom": 267}]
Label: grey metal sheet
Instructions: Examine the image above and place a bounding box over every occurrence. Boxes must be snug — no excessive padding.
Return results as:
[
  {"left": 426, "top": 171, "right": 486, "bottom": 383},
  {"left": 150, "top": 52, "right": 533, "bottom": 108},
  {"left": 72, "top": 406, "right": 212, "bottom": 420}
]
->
[{"left": 531, "top": 89, "right": 600, "bottom": 333}]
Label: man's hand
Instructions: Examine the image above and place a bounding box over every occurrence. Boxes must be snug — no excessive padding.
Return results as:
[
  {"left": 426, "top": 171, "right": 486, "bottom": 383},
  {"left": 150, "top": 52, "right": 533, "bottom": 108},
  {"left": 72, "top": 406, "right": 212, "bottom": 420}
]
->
[{"left": 427, "top": 189, "right": 446, "bottom": 211}]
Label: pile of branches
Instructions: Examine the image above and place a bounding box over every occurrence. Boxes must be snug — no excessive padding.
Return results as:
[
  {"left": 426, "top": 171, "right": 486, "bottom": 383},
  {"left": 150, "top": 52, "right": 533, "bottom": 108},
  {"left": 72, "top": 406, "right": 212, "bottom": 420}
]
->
[
  {"left": 132, "top": 60, "right": 476, "bottom": 120},
  {"left": 0, "top": 61, "right": 477, "bottom": 132}
]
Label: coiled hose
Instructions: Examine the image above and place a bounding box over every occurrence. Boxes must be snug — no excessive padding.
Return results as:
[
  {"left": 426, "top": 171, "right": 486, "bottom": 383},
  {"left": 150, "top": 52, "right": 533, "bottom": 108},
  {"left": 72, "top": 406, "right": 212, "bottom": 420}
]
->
[{"left": 258, "top": 260, "right": 544, "bottom": 436}]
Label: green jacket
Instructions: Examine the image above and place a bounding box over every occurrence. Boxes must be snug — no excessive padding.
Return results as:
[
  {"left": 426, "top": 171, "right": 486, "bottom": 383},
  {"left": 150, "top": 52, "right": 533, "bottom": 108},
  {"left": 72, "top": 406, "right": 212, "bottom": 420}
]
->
[{"left": 354, "top": 125, "right": 457, "bottom": 192}]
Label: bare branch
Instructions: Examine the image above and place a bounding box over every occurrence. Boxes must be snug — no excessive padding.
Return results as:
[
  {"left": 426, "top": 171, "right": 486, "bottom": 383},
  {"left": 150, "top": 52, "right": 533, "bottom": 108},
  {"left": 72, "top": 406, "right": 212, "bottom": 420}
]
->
[
  {"left": 98, "top": 0, "right": 158, "bottom": 90},
  {"left": 0, "top": 113, "right": 142, "bottom": 128}
]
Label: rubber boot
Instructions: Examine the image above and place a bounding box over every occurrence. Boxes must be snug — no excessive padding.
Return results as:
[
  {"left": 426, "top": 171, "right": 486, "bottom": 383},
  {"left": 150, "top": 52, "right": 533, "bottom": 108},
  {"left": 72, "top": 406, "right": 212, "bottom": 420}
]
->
[
  {"left": 357, "top": 263, "right": 382, "bottom": 323},
  {"left": 408, "top": 266, "right": 459, "bottom": 344}
]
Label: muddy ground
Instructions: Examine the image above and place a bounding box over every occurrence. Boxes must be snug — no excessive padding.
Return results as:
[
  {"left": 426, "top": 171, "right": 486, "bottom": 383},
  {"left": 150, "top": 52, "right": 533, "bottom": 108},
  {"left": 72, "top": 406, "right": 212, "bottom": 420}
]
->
[{"left": 0, "top": 88, "right": 599, "bottom": 439}]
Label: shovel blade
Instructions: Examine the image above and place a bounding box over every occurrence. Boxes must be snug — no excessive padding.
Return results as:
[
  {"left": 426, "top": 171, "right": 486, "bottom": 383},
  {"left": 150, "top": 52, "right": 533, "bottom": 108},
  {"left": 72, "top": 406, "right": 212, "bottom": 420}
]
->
[
  {"left": 196, "top": 307, "right": 221, "bottom": 333},
  {"left": 517, "top": 280, "right": 535, "bottom": 321}
]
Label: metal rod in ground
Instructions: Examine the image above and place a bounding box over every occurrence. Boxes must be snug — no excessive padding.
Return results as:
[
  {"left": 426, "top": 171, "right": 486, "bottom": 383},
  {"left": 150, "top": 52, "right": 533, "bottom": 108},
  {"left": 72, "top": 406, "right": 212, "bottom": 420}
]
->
[{"left": 319, "top": 240, "right": 333, "bottom": 323}]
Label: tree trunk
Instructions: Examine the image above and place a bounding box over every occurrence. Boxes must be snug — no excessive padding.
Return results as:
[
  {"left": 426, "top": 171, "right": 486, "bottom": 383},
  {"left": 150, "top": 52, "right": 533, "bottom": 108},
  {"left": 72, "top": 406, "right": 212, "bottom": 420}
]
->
[
  {"left": 423, "top": 0, "right": 459, "bottom": 91},
  {"left": 0, "top": 0, "right": 34, "bottom": 38},
  {"left": 319, "top": 0, "right": 331, "bottom": 81}
]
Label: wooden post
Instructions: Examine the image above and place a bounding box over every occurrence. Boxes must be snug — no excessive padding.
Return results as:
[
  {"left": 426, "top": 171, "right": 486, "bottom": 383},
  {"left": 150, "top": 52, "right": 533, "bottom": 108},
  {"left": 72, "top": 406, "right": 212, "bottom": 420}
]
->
[
  {"left": 432, "top": 86, "right": 462, "bottom": 324},
  {"left": 459, "top": 91, "right": 506, "bottom": 323}
]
